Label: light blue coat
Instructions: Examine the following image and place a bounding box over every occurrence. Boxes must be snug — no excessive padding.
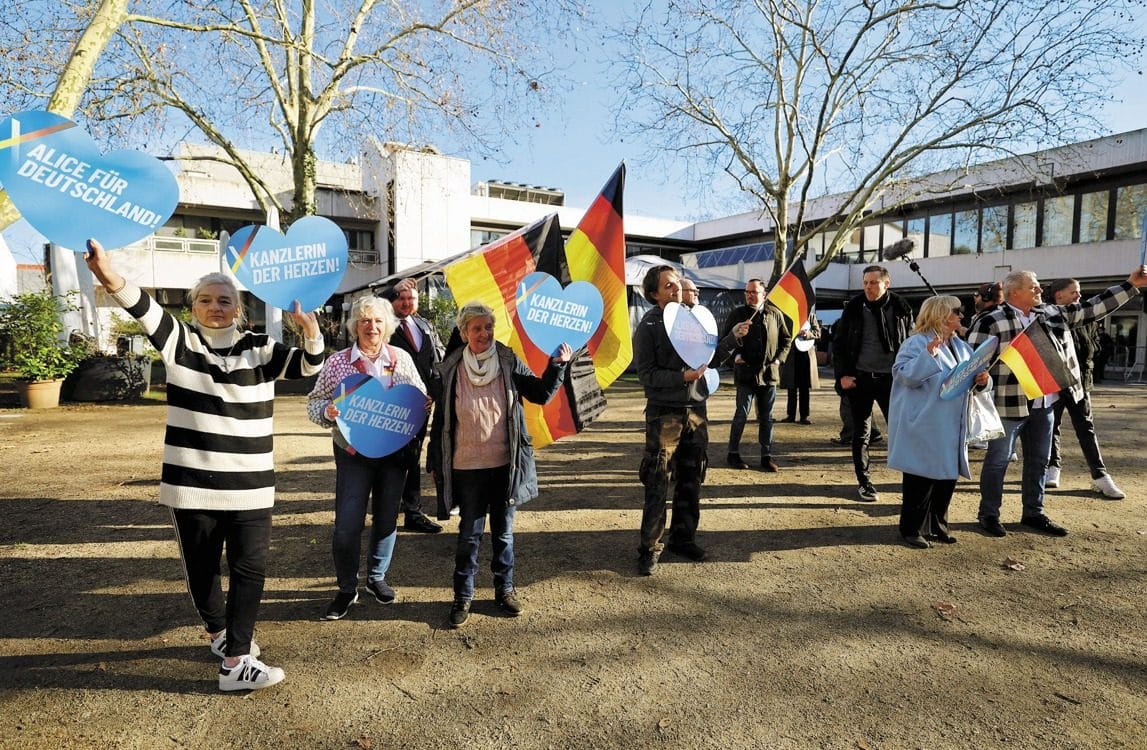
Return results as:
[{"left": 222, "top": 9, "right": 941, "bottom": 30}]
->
[{"left": 887, "top": 333, "right": 986, "bottom": 481}]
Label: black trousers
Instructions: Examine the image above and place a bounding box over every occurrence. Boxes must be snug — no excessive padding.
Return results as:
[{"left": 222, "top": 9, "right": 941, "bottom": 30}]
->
[
  {"left": 845, "top": 371, "right": 892, "bottom": 485},
  {"left": 898, "top": 473, "right": 956, "bottom": 538},
  {"left": 1049, "top": 392, "right": 1107, "bottom": 478},
  {"left": 171, "top": 506, "right": 271, "bottom": 658}
]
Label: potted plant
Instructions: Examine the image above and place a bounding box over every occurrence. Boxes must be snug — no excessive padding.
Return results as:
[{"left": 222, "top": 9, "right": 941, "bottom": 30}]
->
[{"left": 0, "top": 289, "right": 87, "bottom": 408}]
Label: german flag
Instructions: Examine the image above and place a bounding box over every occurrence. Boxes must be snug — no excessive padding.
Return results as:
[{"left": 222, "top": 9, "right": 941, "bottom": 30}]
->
[
  {"left": 765, "top": 258, "right": 816, "bottom": 332},
  {"left": 442, "top": 189, "right": 615, "bottom": 448},
  {"left": 564, "top": 164, "right": 631, "bottom": 389},
  {"left": 998, "top": 322, "right": 1073, "bottom": 399}
]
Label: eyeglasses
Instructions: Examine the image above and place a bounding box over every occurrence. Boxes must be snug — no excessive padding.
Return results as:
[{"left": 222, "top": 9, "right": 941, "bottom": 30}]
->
[{"left": 951, "top": 307, "right": 963, "bottom": 316}]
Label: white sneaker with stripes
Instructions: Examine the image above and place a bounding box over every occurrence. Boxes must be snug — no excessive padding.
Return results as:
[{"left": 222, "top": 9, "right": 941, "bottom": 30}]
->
[{"left": 218, "top": 654, "right": 285, "bottom": 692}]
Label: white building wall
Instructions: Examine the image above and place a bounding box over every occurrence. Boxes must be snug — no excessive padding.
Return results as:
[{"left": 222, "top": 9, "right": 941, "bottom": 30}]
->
[{"left": 362, "top": 142, "right": 472, "bottom": 273}]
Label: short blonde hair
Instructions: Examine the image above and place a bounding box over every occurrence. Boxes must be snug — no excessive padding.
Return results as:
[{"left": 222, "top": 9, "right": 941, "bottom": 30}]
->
[
  {"left": 346, "top": 296, "right": 398, "bottom": 342},
  {"left": 912, "top": 295, "right": 962, "bottom": 337},
  {"left": 187, "top": 272, "right": 244, "bottom": 327},
  {"left": 456, "top": 301, "right": 494, "bottom": 340}
]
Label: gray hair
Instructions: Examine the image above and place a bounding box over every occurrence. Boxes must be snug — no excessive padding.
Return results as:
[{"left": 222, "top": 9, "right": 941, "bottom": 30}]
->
[
  {"left": 456, "top": 301, "right": 495, "bottom": 336},
  {"left": 1003, "top": 270, "right": 1037, "bottom": 297},
  {"left": 187, "top": 272, "right": 244, "bottom": 327},
  {"left": 346, "top": 296, "right": 398, "bottom": 342}
]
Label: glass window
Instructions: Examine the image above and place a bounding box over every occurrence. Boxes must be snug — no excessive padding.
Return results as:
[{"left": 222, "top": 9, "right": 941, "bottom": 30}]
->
[
  {"left": 838, "top": 227, "right": 861, "bottom": 263},
  {"left": 953, "top": 209, "right": 978, "bottom": 255},
  {"left": 803, "top": 231, "right": 826, "bottom": 260},
  {"left": 905, "top": 217, "right": 926, "bottom": 257},
  {"left": 862, "top": 223, "right": 881, "bottom": 261},
  {"left": 878, "top": 219, "right": 907, "bottom": 259},
  {"left": 981, "top": 205, "right": 1007, "bottom": 254},
  {"left": 928, "top": 212, "right": 952, "bottom": 257},
  {"left": 1012, "top": 201, "right": 1037, "bottom": 250},
  {"left": 1079, "top": 190, "right": 1109, "bottom": 243},
  {"left": 1113, "top": 184, "right": 1147, "bottom": 240},
  {"left": 1042, "top": 195, "right": 1073, "bottom": 247}
]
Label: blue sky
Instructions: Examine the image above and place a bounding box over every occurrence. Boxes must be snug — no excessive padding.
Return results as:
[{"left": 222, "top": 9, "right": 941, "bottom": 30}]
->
[{"left": 4, "top": 5, "right": 1145, "bottom": 264}]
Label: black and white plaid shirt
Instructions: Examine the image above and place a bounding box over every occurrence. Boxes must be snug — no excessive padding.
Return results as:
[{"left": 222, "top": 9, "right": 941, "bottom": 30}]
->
[{"left": 967, "top": 282, "right": 1139, "bottom": 419}]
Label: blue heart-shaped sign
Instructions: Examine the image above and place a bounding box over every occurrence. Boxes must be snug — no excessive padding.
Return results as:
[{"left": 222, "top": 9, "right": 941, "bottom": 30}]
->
[
  {"left": 663, "top": 302, "right": 718, "bottom": 369},
  {"left": 515, "top": 272, "right": 604, "bottom": 355},
  {"left": 0, "top": 110, "right": 179, "bottom": 251},
  {"left": 225, "top": 216, "right": 348, "bottom": 311},
  {"left": 940, "top": 335, "right": 998, "bottom": 400},
  {"left": 334, "top": 373, "right": 428, "bottom": 458}
]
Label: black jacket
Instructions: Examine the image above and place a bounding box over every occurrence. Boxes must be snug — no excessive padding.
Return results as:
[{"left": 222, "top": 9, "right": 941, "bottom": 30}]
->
[{"left": 832, "top": 291, "right": 914, "bottom": 380}]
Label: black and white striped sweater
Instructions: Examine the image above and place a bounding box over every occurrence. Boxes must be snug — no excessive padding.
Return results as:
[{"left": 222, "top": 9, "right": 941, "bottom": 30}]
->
[{"left": 111, "top": 282, "right": 325, "bottom": 510}]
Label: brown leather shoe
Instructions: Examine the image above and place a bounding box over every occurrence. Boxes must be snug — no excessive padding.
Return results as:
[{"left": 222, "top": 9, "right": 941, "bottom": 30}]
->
[{"left": 760, "top": 457, "right": 779, "bottom": 472}]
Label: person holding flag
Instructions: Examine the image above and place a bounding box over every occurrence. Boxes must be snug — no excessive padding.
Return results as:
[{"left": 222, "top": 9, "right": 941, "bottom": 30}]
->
[
  {"left": 967, "top": 266, "right": 1147, "bottom": 538},
  {"left": 720, "top": 278, "right": 792, "bottom": 472}
]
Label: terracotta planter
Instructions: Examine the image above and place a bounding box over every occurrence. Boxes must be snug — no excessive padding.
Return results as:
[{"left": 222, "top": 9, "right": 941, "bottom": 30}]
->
[{"left": 18, "top": 379, "right": 64, "bottom": 409}]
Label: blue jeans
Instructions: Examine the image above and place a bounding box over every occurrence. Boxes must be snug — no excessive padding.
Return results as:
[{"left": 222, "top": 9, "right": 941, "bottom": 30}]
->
[
  {"left": 332, "top": 445, "right": 407, "bottom": 593},
  {"left": 452, "top": 465, "right": 514, "bottom": 602},
  {"left": 978, "top": 405, "right": 1054, "bottom": 521},
  {"left": 728, "top": 383, "right": 776, "bottom": 457}
]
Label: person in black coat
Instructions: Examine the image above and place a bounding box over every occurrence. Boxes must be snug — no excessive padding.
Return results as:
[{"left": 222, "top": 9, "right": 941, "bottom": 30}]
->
[{"left": 381, "top": 278, "right": 446, "bottom": 533}]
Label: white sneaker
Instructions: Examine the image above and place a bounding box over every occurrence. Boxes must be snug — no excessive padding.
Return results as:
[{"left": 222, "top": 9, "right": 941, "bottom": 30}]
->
[
  {"left": 210, "top": 632, "right": 261, "bottom": 659},
  {"left": 1092, "top": 474, "right": 1126, "bottom": 500},
  {"left": 218, "top": 654, "right": 285, "bottom": 692},
  {"left": 1044, "top": 466, "right": 1061, "bottom": 488}
]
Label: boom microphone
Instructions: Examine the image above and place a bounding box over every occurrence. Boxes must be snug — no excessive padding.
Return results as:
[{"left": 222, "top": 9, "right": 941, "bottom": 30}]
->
[{"left": 882, "top": 238, "right": 915, "bottom": 261}]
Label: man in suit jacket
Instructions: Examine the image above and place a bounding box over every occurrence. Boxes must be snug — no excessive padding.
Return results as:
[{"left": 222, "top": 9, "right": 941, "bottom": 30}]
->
[{"left": 384, "top": 278, "right": 446, "bottom": 533}]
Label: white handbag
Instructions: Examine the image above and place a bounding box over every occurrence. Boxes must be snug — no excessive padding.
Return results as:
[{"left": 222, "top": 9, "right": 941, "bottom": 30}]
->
[{"left": 966, "top": 389, "right": 1005, "bottom": 444}]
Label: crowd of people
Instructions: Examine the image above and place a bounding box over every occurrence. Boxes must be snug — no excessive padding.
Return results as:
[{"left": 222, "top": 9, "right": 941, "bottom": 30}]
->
[{"left": 83, "top": 235, "right": 1145, "bottom": 692}]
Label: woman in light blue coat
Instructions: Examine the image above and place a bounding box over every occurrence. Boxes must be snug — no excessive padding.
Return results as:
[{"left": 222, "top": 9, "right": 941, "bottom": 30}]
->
[{"left": 888, "top": 296, "right": 990, "bottom": 549}]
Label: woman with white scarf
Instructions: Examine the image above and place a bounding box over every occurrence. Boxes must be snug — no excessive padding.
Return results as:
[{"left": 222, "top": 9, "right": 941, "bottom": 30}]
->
[{"left": 427, "top": 302, "right": 571, "bottom": 628}]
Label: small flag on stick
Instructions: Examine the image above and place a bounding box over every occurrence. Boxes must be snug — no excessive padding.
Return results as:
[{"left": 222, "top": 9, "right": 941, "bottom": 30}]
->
[
  {"left": 765, "top": 258, "right": 816, "bottom": 332},
  {"left": 997, "top": 322, "right": 1073, "bottom": 399}
]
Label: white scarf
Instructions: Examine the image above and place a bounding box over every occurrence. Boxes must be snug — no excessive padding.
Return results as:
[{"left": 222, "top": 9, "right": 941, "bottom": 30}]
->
[{"left": 462, "top": 344, "right": 501, "bottom": 387}]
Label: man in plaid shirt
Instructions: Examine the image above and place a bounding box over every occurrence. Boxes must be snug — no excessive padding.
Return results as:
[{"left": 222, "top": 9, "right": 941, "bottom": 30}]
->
[{"left": 967, "top": 266, "right": 1147, "bottom": 538}]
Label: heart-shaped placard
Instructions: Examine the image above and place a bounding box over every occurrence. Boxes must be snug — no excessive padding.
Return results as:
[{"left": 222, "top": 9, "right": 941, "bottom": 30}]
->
[
  {"left": 334, "top": 373, "right": 428, "bottom": 458},
  {"left": 663, "top": 301, "right": 718, "bottom": 369},
  {"left": 225, "top": 216, "right": 348, "bottom": 311},
  {"left": 515, "top": 271, "right": 604, "bottom": 355},
  {"left": 0, "top": 110, "right": 179, "bottom": 250},
  {"left": 703, "top": 367, "right": 720, "bottom": 395},
  {"left": 940, "top": 335, "right": 998, "bottom": 400}
]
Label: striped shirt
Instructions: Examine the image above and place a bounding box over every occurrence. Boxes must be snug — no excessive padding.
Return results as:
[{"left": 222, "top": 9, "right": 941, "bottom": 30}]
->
[
  {"left": 111, "top": 282, "right": 325, "bottom": 510},
  {"left": 967, "top": 282, "right": 1138, "bottom": 419}
]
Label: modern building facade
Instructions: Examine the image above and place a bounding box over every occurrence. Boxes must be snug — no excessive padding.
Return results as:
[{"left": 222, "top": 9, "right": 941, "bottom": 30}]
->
[{"left": 52, "top": 128, "right": 1147, "bottom": 378}]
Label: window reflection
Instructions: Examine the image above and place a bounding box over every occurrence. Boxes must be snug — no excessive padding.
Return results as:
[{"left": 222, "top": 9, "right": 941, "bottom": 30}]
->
[
  {"left": 1042, "top": 195, "right": 1073, "bottom": 246},
  {"left": 981, "top": 205, "right": 1007, "bottom": 253},
  {"left": 953, "top": 209, "right": 977, "bottom": 254},
  {"left": 1114, "top": 184, "right": 1147, "bottom": 240},
  {"left": 1079, "top": 191, "right": 1109, "bottom": 243},
  {"left": 928, "top": 212, "right": 952, "bottom": 257},
  {"left": 1012, "top": 202, "right": 1037, "bottom": 250}
]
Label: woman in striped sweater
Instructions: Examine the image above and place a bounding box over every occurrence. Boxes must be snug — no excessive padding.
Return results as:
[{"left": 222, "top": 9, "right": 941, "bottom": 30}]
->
[{"left": 84, "top": 239, "right": 325, "bottom": 692}]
